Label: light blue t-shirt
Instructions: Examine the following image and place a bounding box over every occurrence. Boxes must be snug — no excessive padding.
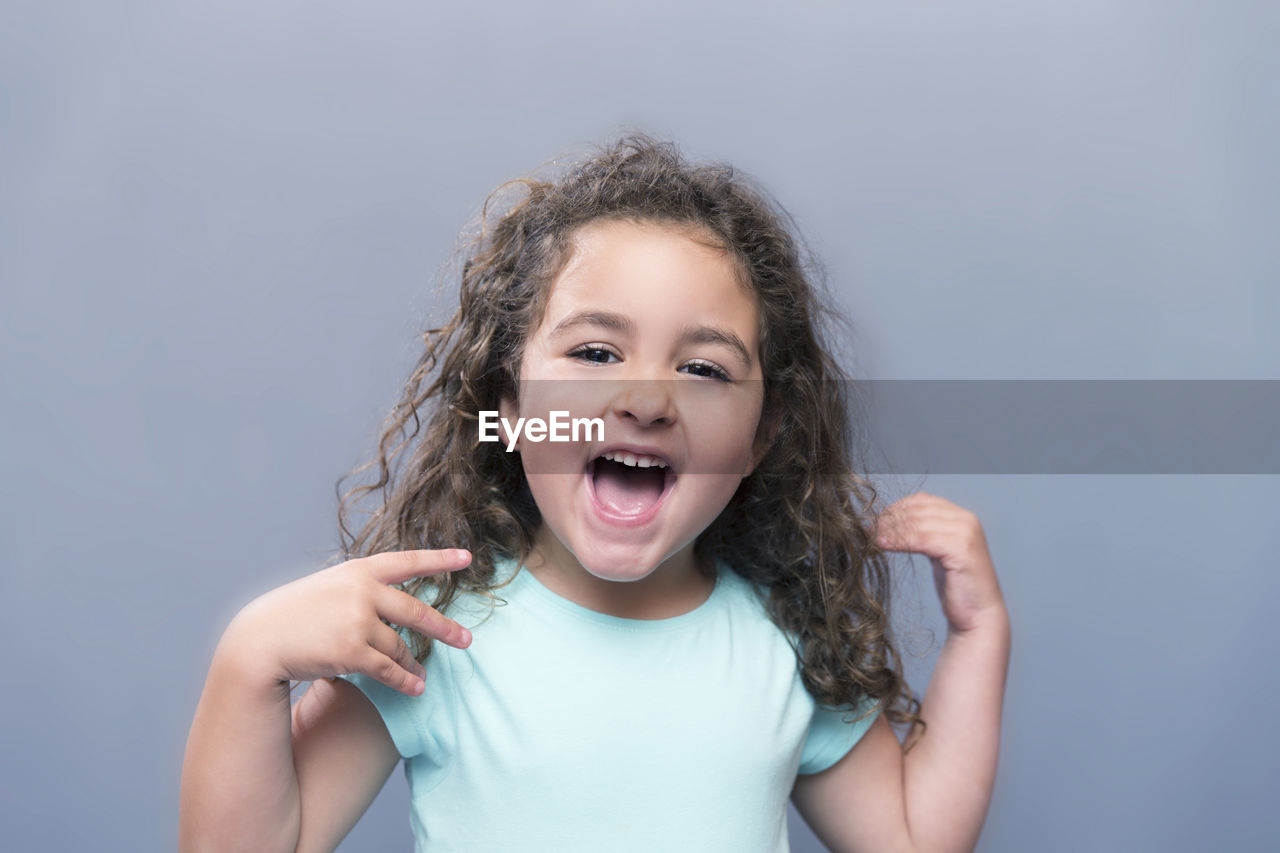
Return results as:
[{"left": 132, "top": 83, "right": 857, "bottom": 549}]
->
[{"left": 340, "top": 558, "right": 880, "bottom": 852}]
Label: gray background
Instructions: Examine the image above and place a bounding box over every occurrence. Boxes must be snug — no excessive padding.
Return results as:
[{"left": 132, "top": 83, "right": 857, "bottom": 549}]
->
[{"left": 2, "top": 1, "right": 1277, "bottom": 851}]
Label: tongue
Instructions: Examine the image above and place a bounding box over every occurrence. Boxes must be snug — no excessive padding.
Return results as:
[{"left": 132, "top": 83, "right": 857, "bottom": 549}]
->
[{"left": 593, "top": 459, "right": 665, "bottom": 516}]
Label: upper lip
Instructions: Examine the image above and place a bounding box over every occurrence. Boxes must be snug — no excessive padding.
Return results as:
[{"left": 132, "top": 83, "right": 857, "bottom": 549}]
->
[{"left": 592, "top": 443, "right": 677, "bottom": 471}]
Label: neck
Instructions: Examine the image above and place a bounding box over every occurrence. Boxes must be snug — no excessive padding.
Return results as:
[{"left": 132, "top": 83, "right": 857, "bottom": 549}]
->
[{"left": 524, "top": 527, "right": 715, "bottom": 620}]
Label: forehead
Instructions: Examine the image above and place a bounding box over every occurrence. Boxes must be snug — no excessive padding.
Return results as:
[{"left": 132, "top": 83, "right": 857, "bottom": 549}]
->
[{"left": 540, "top": 218, "right": 759, "bottom": 334}]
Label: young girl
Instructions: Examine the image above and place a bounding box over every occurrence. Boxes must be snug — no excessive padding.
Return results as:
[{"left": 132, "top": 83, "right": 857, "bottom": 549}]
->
[{"left": 180, "top": 134, "right": 1011, "bottom": 853}]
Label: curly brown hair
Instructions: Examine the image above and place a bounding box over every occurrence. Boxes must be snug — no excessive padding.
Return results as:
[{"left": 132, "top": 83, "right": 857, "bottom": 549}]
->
[{"left": 330, "top": 131, "right": 926, "bottom": 749}]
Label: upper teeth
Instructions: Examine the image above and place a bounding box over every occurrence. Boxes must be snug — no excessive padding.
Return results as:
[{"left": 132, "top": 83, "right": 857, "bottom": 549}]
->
[{"left": 601, "top": 451, "right": 668, "bottom": 469}]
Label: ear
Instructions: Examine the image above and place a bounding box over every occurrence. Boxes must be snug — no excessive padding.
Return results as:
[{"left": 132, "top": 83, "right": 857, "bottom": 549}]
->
[
  {"left": 497, "top": 392, "right": 520, "bottom": 452},
  {"left": 744, "top": 408, "right": 780, "bottom": 476}
]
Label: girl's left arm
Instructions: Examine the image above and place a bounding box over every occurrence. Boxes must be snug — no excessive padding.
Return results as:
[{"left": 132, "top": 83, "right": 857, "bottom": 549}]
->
[{"left": 791, "top": 492, "right": 1011, "bottom": 853}]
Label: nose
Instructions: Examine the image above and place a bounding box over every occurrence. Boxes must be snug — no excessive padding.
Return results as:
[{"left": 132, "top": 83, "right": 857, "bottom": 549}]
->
[{"left": 610, "top": 380, "right": 676, "bottom": 428}]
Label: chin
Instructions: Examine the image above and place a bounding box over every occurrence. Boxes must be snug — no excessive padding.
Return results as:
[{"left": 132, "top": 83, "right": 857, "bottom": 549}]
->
[{"left": 571, "top": 539, "right": 667, "bottom": 583}]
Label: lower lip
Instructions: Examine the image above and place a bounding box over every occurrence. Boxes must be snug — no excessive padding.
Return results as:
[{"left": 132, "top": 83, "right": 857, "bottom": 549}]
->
[{"left": 584, "top": 463, "right": 676, "bottom": 529}]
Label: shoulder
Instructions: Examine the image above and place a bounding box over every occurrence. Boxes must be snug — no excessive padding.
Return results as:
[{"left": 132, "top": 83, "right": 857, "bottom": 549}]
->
[
  {"left": 715, "top": 561, "right": 772, "bottom": 609},
  {"left": 715, "top": 563, "right": 799, "bottom": 643},
  {"left": 711, "top": 564, "right": 810, "bottom": 674}
]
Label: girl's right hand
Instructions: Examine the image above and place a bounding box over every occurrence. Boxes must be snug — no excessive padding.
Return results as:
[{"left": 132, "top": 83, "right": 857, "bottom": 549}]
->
[{"left": 222, "top": 548, "right": 474, "bottom": 697}]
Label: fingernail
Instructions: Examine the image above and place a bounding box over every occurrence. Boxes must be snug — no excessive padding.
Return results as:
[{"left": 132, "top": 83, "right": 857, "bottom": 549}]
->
[{"left": 460, "top": 628, "right": 472, "bottom": 646}]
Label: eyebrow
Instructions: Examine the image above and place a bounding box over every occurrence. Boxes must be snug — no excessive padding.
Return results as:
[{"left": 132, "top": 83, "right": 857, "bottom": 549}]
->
[
  {"left": 549, "top": 309, "right": 753, "bottom": 368},
  {"left": 550, "top": 310, "right": 634, "bottom": 337},
  {"left": 678, "top": 325, "right": 753, "bottom": 368}
]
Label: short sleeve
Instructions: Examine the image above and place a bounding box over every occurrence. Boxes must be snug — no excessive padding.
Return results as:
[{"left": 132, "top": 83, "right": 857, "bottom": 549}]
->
[
  {"left": 797, "top": 694, "right": 882, "bottom": 775},
  {"left": 336, "top": 636, "right": 453, "bottom": 761}
]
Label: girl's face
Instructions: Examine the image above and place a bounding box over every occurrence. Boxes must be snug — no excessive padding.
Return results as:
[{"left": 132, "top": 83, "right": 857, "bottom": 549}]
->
[{"left": 499, "top": 218, "right": 767, "bottom": 583}]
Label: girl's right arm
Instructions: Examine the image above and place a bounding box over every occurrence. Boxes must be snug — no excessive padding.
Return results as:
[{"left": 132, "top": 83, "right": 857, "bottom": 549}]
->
[{"left": 178, "top": 549, "right": 474, "bottom": 853}]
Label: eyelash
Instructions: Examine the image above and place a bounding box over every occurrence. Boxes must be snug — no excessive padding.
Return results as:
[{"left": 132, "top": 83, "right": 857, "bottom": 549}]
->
[
  {"left": 566, "top": 346, "right": 732, "bottom": 383},
  {"left": 682, "top": 358, "right": 732, "bottom": 382}
]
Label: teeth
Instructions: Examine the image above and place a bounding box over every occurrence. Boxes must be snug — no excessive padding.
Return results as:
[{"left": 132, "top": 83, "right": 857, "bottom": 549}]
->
[{"left": 602, "top": 451, "right": 668, "bottom": 469}]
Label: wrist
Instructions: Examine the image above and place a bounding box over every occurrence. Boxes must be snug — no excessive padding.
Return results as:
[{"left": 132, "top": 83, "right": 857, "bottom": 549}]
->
[
  {"left": 947, "top": 601, "right": 1011, "bottom": 644},
  {"left": 214, "top": 607, "right": 291, "bottom": 694}
]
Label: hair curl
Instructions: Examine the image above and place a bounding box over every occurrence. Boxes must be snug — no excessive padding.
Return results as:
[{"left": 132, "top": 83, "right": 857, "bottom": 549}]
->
[{"left": 331, "top": 131, "right": 926, "bottom": 749}]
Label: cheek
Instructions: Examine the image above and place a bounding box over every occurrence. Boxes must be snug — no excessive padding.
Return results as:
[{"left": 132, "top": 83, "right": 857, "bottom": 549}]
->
[
  {"left": 514, "top": 370, "right": 611, "bottom": 427},
  {"left": 523, "top": 473, "right": 575, "bottom": 511},
  {"left": 684, "top": 394, "right": 763, "bottom": 473}
]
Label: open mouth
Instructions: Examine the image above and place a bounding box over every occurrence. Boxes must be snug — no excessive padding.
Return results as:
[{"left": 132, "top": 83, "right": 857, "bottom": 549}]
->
[{"left": 587, "top": 450, "right": 676, "bottom": 521}]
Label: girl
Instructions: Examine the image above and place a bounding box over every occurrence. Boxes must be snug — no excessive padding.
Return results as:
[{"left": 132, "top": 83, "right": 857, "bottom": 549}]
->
[{"left": 180, "top": 134, "right": 1011, "bottom": 853}]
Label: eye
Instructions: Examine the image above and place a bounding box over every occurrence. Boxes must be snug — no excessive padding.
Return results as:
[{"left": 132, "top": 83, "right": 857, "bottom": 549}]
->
[
  {"left": 680, "top": 359, "right": 731, "bottom": 382},
  {"left": 567, "top": 344, "right": 619, "bottom": 366}
]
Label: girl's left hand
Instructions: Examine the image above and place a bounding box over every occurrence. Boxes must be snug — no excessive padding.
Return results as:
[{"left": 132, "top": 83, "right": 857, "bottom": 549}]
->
[{"left": 872, "top": 491, "right": 1007, "bottom": 634}]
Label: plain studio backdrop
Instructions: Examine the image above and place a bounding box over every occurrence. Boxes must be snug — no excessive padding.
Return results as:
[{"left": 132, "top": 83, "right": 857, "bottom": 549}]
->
[{"left": 2, "top": 2, "right": 1277, "bottom": 851}]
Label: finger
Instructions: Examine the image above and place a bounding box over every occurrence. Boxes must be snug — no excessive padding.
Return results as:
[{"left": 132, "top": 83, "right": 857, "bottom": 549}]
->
[
  {"left": 875, "top": 500, "right": 957, "bottom": 527},
  {"left": 905, "top": 493, "right": 964, "bottom": 515},
  {"left": 369, "top": 622, "right": 427, "bottom": 681},
  {"left": 359, "top": 646, "right": 426, "bottom": 697},
  {"left": 366, "top": 548, "right": 472, "bottom": 586},
  {"left": 879, "top": 508, "right": 964, "bottom": 532},
  {"left": 376, "top": 585, "right": 472, "bottom": 649},
  {"left": 877, "top": 517, "right": 969, "bottom": 554},
  {"left": 872, "top": 509, "right": 917, "bottom": 539},
  {"left": 886, "top": 492, "right": 945, "bottom": 512}
]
